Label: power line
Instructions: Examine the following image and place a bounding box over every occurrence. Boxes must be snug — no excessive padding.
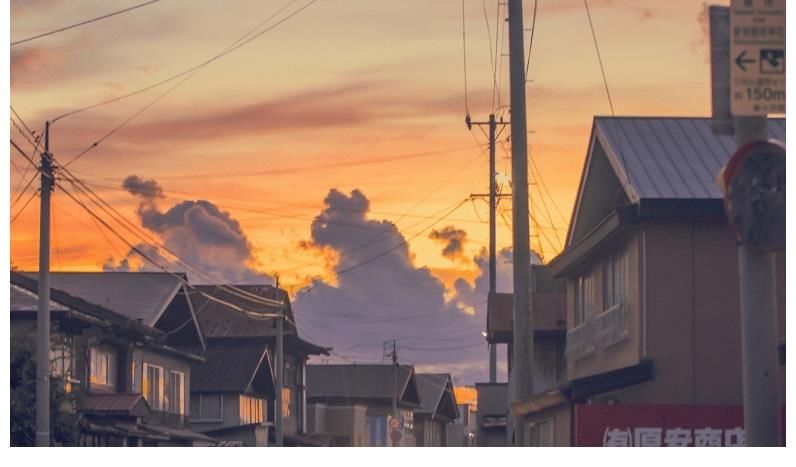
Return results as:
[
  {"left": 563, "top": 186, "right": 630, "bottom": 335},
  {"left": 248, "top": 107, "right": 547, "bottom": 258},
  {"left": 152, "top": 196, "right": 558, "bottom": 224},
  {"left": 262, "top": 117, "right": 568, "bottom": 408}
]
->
[
  {"left": 11, "top": 0, "right": 163, "bottom": 46},
  {"left": 462, "top": 0, "right": 470, "bottom": 116},
  {"left": 400, "top": 342, "right": 484, "bottom": 351},
  {"left": 583, "top": 0, "right": 615, "bottom": 115},
  {"left": 51, "top": 0, "right": 315, "bottom": 123},
  {"left": 10, "top": 189, "right": 38, "bottom": 225},
  {"left": 524, "top": 0, "right": 539, "bottom": 85}
]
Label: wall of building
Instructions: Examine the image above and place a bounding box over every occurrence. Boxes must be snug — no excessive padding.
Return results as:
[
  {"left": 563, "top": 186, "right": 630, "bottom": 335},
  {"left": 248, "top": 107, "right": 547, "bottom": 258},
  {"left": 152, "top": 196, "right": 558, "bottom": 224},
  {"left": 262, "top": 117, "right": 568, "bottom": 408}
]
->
[
  {"left": 131, "top": 347, "right": 192, "bottom": 425},
  {"left": 307, "top": 403, "right": 368, "bottom": 446},
  {"left": 523, "top": 404, "right": 571, "bottom": 447},
  {"left": 587, "top": 220, "right": 786, "bottom": 407}
]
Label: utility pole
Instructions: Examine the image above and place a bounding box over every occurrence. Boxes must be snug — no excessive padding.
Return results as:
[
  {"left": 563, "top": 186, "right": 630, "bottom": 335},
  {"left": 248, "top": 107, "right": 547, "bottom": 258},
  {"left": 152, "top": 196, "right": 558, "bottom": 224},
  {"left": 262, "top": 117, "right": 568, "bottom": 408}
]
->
[
  {"left": 734, "top": 116, "right": 781, "bottom": 446},
  {"left": 391, "top": 339, "right": 398, "bottom": 447},
  {"left": 36, "top": 121, "right": 53, "bottom": 447},
  {"left": 275, "top": 306, "right": 284, "bottom": 447},
  {"left": 507, "top": 0, "right": 533, "bottom": 446},
  {"left": 467, "top": 113, "right": 509, "bottom": 383}
]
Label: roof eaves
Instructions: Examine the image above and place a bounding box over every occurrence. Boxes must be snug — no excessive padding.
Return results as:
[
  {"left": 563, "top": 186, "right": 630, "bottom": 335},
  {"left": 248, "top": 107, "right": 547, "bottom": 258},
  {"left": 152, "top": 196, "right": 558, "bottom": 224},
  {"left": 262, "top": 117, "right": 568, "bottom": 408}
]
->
[{"left": 594, "top": 117, "right": 641, "bottom": 204}]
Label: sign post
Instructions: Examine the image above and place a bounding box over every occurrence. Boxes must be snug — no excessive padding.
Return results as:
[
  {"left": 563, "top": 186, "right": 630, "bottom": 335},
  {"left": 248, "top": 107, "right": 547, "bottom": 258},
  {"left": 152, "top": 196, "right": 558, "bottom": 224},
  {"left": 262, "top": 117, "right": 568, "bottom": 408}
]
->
[{"left": 729, "top": 0, "right": 786, "bottom": 116}]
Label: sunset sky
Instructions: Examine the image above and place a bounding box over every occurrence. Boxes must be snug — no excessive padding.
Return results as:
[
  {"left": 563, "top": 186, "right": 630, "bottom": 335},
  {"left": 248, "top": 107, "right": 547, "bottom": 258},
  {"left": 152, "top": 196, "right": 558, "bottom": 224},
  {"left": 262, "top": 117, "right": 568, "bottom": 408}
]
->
[{"left": 9, "top": 0, "right": 726, "bottom": 382}]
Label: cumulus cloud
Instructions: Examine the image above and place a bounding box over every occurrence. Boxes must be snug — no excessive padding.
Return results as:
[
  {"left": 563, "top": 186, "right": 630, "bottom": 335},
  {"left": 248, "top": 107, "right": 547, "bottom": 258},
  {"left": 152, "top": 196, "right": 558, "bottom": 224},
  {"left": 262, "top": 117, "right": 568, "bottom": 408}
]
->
[
  {"left": 429, "top": 225, "right": 468, "bottom": 263},
  {"left": 292, "top": 189, "right": 542, "bottom": 384},
  {"left": 104, "top": 175, "right": 271, "bottom": 284}
]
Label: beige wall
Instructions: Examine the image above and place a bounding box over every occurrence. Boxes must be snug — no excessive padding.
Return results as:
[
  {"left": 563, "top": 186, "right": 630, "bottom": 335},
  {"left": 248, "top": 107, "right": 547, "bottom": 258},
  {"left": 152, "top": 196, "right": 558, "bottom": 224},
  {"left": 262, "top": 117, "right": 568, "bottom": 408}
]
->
[
  {"left": 523, "top": 404, "right": 571, "bottom": 447},
  {"left": 307, "top": 404, "right": 368, "bottom": 446},
  {"left": 574, "top": 220, "right": 786, "bottom": 407}
]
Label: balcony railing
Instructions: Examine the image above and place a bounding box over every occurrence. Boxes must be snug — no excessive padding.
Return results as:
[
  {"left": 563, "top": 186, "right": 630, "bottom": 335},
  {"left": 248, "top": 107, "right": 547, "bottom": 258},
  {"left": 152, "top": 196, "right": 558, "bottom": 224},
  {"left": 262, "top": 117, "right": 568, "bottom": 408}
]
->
[
  {"left": 565, "top": 303, "right": 629, "bottom": 361},
  {"left": 593, "top": 303, "right": 629, "bottom": 349}
]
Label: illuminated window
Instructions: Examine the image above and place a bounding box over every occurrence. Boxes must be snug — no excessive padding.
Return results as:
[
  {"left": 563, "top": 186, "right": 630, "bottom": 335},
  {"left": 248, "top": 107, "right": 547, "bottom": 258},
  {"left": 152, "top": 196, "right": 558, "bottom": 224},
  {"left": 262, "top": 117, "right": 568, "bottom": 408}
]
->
[
  {"left": 142, "top": 363, "right": 164, "bottom": 410},
  {"left": 239, "top": 395, "right": 264, "bottom": 425},
  {"left": 90, "top": 347, "right": 112, "bottom": 386},
  {"left": 281, "top": 387, "right": 293, "bottom": 419}
]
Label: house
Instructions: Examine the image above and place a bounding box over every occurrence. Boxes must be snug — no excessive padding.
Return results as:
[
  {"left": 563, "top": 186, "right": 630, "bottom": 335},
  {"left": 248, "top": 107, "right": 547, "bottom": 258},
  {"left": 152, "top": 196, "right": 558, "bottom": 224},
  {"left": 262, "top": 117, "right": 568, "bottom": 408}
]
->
[
  {"left": 512, "top": 116, "right": 786, "bottom": 446},
  {"left": 306, "top": 364, "right": 422, "bottom": 447},
  {"left": 188, "top": 341, "right": 275, "bottom": 446},
  {"left": 188, "top": 284, "right": 331, "bottom": 446},
  {"left": 482, "top": 265, "right": 566, "bottom": 445},
  {"left": 413, "top": 374, "right": 459, "bottom": 446},
  {"left": 474, "top": 382, "right": 507, "bottom": 446},
  {"left": 11, "top": 271, "right": 215, "bottom": 446}
]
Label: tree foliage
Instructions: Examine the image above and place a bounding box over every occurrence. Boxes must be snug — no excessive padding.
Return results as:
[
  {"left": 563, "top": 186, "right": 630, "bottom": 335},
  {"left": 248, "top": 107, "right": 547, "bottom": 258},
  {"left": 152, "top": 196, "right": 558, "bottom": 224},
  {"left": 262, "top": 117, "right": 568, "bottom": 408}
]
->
[{"left": 10, "top": 328, "right": 80, "bottom": 446}]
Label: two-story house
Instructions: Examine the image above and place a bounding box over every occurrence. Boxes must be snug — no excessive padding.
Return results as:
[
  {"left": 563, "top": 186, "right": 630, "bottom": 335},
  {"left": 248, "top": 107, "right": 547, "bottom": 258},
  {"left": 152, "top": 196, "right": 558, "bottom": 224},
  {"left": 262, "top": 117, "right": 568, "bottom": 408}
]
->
[
  {"left": 413, "top": 373, "right": 459, "bottom": 446},
  {"left": 11, "top": 271, "right": 215, "bottom": 446},
  {"left": 188, "top": 284, "right": 330, "bottom": 446},
  {"left": 188, "top": 341, "right": 275, "bottom": 446},
  {"left": 512, "top": 116, "right": 786, "bottom": 446},
  {"left": 306, "top": 364, "right": 422, "bottom": 447}
]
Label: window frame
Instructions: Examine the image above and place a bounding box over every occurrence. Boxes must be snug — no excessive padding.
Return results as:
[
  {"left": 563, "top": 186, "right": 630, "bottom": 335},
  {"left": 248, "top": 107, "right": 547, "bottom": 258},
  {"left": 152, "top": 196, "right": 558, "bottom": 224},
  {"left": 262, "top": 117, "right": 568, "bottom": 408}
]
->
[
  {"left": 89, "top": 346, "right": 112, "bottom": 387},
  {"left": 239, "top": 394, "right": 264, "bottom": 425},
  {"left": 191, "top": 393, "right": 224, "bottom": 422},
  {"left": 167, "top": 370, "right": 186, "bottom": 415},
  {"left": 573, "top": 270, "right": 594, "bottom": 326},
  {"left": 602, "top": 249, "right": 627, "bottom": 312},
  {"left": 142, "top": 362, "right": 165, "bottom": 411}
]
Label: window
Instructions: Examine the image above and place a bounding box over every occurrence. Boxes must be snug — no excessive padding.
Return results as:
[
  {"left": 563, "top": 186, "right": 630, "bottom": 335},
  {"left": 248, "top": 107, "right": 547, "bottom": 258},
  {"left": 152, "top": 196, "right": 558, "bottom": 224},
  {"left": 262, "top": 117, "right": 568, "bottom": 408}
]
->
[
  {"left": 90, "top": 347, "right": 112, "bottom": 386},
  {"left": 281, "top": 387, "right": 293, "bottom": 419},
  {"left": 401, "top": 410, "right": 414, "bottom": 435},
  {"left": 167, "top": 371, "right": 186, "bottom": 415},
  {"left": 527, "top": 419, "right": 554, "bottom": 446},
  {"left": 603, "top": 249, "right": 627, "bottom": 310},
  {"left": 573, "top": 271, "right": 594, "bottom": 326},
  {"left": 239, "top": 395, "right": 264, "bottom": 425},
  {"left": 50, "top": 337, "right": 73, "bottom": 379},
  {"left": 142, "top": 363, "right": 164, "bottom": 410},
  {"left": 191, "top": 394, "right": 223, "bottom": 421}
]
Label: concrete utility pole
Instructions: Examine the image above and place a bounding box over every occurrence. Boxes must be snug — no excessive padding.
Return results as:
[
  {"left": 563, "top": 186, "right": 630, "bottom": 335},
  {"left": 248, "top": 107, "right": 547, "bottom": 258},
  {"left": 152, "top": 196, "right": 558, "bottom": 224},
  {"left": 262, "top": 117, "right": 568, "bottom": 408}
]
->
[
  {"left": 391, "top": 339, "right": 398, "bottom": 446},
  {"left": 734, "top": 116, "right": 781, "bottom": 446},
  {"left": 507, "top": 0, "right": 533, "bottom": 446},
  {"left": 467, "top": 113, "right": 509, "bottom": 383},
  {"left": 36, "top": 121, "right": 53, "bottom": 447},
  {"left": 275, "top": 307, "right": 284, "bottom": 447},
  {"left": 488, "top": 114, "right": 498, "bottom": 383}
]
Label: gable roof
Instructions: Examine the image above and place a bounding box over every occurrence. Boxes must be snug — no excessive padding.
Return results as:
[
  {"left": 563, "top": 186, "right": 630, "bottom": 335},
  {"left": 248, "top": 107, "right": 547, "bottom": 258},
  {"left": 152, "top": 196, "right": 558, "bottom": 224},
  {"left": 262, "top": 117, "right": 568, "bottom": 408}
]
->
[
  {"left": 10, "top": 272, "right": 159, "bottom": 339},
  {"left": 190, "top": 341, "right": 275, "bottom": 397},
  {"left": 306, "top": 364, "right": 422, "bottom": 407},
  {"left": 20, "top": 272, "right": 184, "bottom": 327},
  {"left": 190, "top": 284, "right": 294, "bottom": 337},
  {"left": 416, "top": 373, "right": 459, "bottom": 421},
  {"left": 567, "top": 116, "right": 785, "bottom": 246}
]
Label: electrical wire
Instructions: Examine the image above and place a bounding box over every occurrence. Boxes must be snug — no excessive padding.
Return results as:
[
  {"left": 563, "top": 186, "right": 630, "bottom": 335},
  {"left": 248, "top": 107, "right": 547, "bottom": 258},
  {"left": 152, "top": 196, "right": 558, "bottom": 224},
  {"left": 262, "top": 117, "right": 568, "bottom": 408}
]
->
[
  {"left": 524, "top": 0, "right": 539, "bottom": 85},
  {"left": 583, "top": 0, "right": 615, "bottom": 116},
  {"left": 10, "top": 189, "right": 38, "bottom": 225},
  {"left": 51, "top": 0, "right": 314, "bottom": 123},
  {"left": 11, "top": 0, "right": 163, "bottom": 46},
  {"left": 461, "top": 0, "right": 470, "bottom": 116}
]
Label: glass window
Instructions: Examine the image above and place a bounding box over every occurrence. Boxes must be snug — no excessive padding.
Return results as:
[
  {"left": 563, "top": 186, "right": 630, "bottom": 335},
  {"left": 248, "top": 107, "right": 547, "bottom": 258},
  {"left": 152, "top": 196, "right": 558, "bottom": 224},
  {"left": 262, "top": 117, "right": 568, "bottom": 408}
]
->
[
  {"left": 50, "top": 337, "right": 73, "bottom": 379},
  {"left": 281, "top": 387, "right": 293, "bottom": 419},
  {"left": 167, "top": 371, "right": 185, "bottom": 415},
  {"left": 574, "top": 271, "right": 594, "bottom": 326},
  {"left": 603, "top": 249, "right": 626, "bottom": 311},
  {"left": 90, "top": 347, "right": 112, "bottom": 386},
  {"left": 527, "top": 419, "right": 554, "bottom": 446},
  {"left": 192, "top": 394, "right": 222, "bottom": 421},
  {"left": 239, "top": 395, "right": 264, "bottom": 425},
  {"left": 142, "top": 363, "right": 164, "bottom": 410}
]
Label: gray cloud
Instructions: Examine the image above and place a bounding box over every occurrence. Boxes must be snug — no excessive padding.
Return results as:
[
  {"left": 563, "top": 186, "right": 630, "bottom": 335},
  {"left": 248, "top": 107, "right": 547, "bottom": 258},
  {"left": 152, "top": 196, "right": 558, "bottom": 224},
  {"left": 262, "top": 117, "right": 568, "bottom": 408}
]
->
[
  {"left": 122, "top": 175, "right": 163, "bottom": 200},
  {"left": 293, "top": 189, "right": 524, "bottom": 384},
  {"left": 429, "top": 225, "right": 468, "bottom": 262},
  {"left": 104, "top": 176, "right": 271, "bottom": 284}
]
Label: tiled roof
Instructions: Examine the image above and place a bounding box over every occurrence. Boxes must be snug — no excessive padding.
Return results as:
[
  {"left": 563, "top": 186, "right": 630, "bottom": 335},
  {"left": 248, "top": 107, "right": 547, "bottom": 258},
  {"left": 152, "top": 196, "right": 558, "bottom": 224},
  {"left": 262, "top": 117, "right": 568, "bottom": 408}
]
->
[{"left": 81, "top": 393, "right": 151, "bottom": 418}]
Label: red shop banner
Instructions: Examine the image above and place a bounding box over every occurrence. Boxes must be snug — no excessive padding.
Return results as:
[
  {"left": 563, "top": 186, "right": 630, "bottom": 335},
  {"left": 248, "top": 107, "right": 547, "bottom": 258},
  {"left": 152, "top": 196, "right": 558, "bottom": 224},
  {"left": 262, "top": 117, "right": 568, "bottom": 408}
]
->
[{"left": 574, "top": 405, "right": 785, "bottom": 447}]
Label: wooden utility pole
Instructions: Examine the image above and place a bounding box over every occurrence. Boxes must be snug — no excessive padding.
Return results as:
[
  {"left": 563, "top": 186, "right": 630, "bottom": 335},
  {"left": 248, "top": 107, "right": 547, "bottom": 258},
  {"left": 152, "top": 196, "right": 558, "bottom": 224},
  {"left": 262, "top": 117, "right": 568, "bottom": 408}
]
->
[
  {"left": 507, "top": 0, "right": 533, "bottom": 446},
  {"left": 36, "top": 121, "right": 53, "bottom": 447}
]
